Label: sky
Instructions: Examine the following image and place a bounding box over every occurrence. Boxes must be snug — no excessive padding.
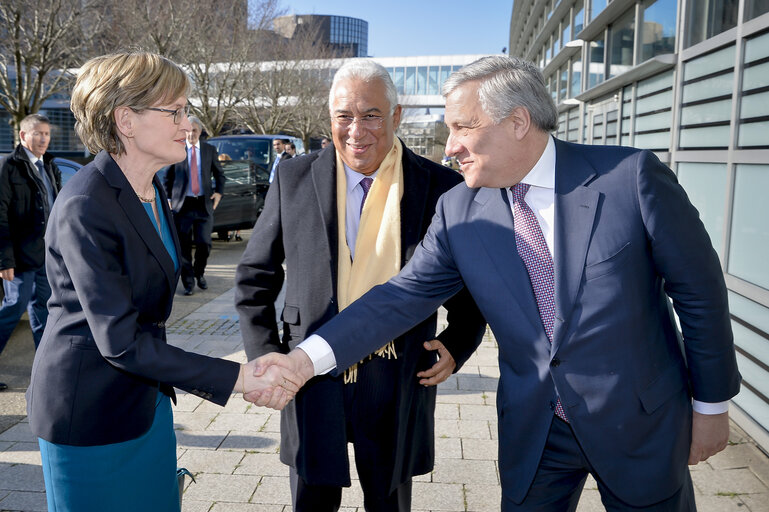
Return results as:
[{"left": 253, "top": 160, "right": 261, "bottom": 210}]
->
[{"left": 276, "top": 0, "right": 514, "bottom": 58}]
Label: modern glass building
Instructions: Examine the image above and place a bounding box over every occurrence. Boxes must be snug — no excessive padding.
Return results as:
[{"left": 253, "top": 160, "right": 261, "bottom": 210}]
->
[
  {"left": 509, "top": 0, "right": 769, "bottom": 449},
  {"left": 273, "top": 14, "right": 369, "bottom": 58}
]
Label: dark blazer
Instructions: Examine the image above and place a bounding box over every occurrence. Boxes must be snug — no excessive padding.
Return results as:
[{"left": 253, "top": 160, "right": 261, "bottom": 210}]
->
[
  {"left": 164, "top": 141, "right": 224, "bottom": 215},
  {"left": 27, "top": 151, "right": 239, "bottom": 447},
  {"left": 235, "top": 144, "right": 486, "bottom": 492},
  {"left": 314, "top": 139, "right": 741, "bottom": 506},
  {"left": 0, "top": 144, "right": 61, "bottom": 272}
]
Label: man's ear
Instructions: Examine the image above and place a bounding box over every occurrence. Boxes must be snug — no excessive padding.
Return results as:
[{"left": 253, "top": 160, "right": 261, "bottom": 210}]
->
[{"left": 509, "top": 106, "right": 532, "bottom": 141}]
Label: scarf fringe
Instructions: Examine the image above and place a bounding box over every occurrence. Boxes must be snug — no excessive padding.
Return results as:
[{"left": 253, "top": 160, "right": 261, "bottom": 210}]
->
[{"left": 343, "top": 340, "right": 398, "bottom": 384}]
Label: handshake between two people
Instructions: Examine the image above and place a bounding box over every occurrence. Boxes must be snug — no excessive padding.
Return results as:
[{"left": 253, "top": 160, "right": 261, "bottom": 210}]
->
[{"left": 233, "top": 350, "right": 315, "bottom": 410}]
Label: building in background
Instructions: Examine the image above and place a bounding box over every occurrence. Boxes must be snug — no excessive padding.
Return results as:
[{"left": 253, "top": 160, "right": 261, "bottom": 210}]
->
[
  {"left": 508, "top": 0, "right": 769, "bottom": 450},
  {"left": 273, "top": 14, "right": 369, "bottom": 58}
]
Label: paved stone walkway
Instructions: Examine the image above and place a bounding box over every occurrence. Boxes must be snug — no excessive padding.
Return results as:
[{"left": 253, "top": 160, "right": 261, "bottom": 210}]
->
[{"left": 2, "top": 287, "right": 769, "bottom": 511}]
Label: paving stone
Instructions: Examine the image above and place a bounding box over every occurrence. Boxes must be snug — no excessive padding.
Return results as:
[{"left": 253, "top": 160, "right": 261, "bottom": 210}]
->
[
  {"left": 456, "top": 375, "right": 498, "bottom": 392},
  {"left": 435, "top": 436, "right": 463, "bottom": 459},
  {"left": 0, "top": 442, "right": 41, "bottom": 466},
  {"left": 235, "top": 452, "right": 290, "bottom": 477},
  {"left": 692, "top": 467, "right": 767, "bottom": 495},
  {"left": 174, "top": 411, "right": 220, "bottom": 431},
  {"left": 462, "top": 438, "right": 498, "bottom": 460},
  {"left": 0, "top": 490, "right": 47, "bottom": 511},
  {"left": 0, "top": 442, "right": 12, "bottom": 452},
  {"left": 465, "top": 483, "right": 502, "bottom": 511},
  {"left": 432, "top": 458, "right": 498, "bottom": 485},
  {"left": 260, "top": 412, "right": 282, "bottom": 433},
  {"left": 478, "top": 365, "right": 501, "bottom": 379},
  {"left": 176, "top": 430, "right": 230, "bottom": 450},
  {"left": 219, "top": 431, "right": 281, "bottom": 452},
  {"left": 695, "top": 494, "right": 748, "bottom": 511},
  {"left": 434, "top": 419, "right": 460, "bottom": 439},
  {"left": 183, "top": 473, "right": 258, "bottom": 502},
  {"left": 178, "top": 449, "right": 245, "bottom": 474},
  {"left": 339, "top": 479, "right": 364, "bottom": 508},
  {"left": 435, "top": 403, "right": 459, "bottom": 420},
  {"left": 739, "top": 493, "right": 769, "bottom": 511},
  {"left": 436, "top": 390, "right": 486, "bottom": 405},
  {"left": 437, "top": 375, "right": 458, "bottom": 392},
  {"left": 709, "top": 443, "right": 769, "bottom": 473},
  {"left": 575, "top": 489, "right": 604, "bottom": 511},
  {"left": 252, "top": 475, "right": 292, "bottom": 505},
  {"left": 459, "top": 403, "right": 498, "bottom": 421},
  {"left": 467, "top": 347, "right": 500, "bottom": 366},
  {"left": 208, "top": 413, "right": 270, "bottom": 432},
  {"left": 0, "top": 464, "right": 45, "bottom": 491},
  {"left": 174, "top": 392, "right": 206, "bottom": 412},
  {"left": 457, "top": 419, "right": 493, "bottom": 439},
  {"left": 411, "top": 481, "right": 464, "bottom": 511},
  {"left": 0, "top": 423, "right": 36, "bottom": 443},
  {"left": 209, "top": 504, "right": 285, "bottom": 512},
  {"left": 182, "top": 499, "right": 213, "bottom": 512}
]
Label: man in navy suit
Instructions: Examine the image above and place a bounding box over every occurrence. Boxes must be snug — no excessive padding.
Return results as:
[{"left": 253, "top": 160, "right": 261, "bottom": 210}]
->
[
  {"left": 256, "top": 56, "right": 741, "bottom": 511},
  {"left": 164, "top": 116, "right": 224, "bottom": 295}
]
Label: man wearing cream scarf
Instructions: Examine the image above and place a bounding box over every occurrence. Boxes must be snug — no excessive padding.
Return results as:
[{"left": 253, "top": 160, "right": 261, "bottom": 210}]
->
[{"left": 236, "top": 60, "right": 485, "bottom": 511}]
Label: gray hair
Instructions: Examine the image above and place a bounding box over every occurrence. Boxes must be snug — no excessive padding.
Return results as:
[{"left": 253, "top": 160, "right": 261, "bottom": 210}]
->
[
  {"left": 20, "top": 113, "right": 51, "bottom": 132},
  {"left": 442, "top": 56, "right": 558, "bottom": 132},
  {"left": 329, "top": 59, "right": 398, "bottom": 114},
  {"left": 188, "top": 115, "right": 202, "bottom": 130}
]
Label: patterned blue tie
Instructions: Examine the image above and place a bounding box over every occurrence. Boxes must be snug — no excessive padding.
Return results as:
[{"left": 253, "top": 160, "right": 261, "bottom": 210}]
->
[
  {"left": 359, "top": 177, "right": 373, "bottom": 214},
  {"left": 512, "top": 182, "right": 567, "bottom": 422}
]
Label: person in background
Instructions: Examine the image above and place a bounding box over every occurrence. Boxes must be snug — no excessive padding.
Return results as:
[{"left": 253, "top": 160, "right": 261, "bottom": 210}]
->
[
  {"left": 26, "top": 51, "right": 298, "bottom": 512},
  {"left": 236, "top": 59, "right": 485, "bottom": 512},
  {"left": 269, "top": 138, "right": 292, "bottom": 183},
  {"left": 163, "top": 116, "right": 225, "bottom": 295},
  {"left": 286, "top": 142, "right": 296, "bottom": 157},
  {"left": 320, "top": 136, "right": 331, "bottom": 149},
  {"left": 0, "top": 113, "right": 61, "bottom": 391}
]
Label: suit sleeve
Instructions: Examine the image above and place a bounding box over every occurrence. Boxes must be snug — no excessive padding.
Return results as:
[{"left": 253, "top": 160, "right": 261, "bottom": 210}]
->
[
  {"left": 636, "top": 150, "right": 740, "bottom": 403},
  {"left": 318, "top": 193, "right": 469, "bottom": 374},
  {"left": 53, "top": 194, "right": 239, "bottom": 405},
  {"left": 234, "top": 168, "right": 286, "bottom": 360}
]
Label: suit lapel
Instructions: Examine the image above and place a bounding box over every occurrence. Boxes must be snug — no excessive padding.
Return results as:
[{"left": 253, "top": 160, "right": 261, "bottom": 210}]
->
[
  {"left": 470, "top": 187, "right": 543, "bottom": 334},
  {"left": 399, "top": 145, "right": 429, "bottom": 265},
  {"left": 551, "top": 139, "right": 599, "bottom": 352},
  {"left": 311, "top": 147, "right": 339, "bottom": 295},
  {"left": 96, "top": 152, "right": 178, "bottom": 294}
]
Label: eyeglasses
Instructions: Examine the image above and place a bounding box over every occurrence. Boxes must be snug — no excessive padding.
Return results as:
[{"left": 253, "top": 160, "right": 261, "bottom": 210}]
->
[
  {"left": 333, "top": 114, "right": 385, "bottom": 130},
  {"left": 143, "top": 105, "right": 191, "bottom": 124}
]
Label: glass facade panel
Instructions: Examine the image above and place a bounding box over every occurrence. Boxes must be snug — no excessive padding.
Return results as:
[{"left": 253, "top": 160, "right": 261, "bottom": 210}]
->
[
  {"left": 590, "top": 0, "right": 607, "bottom": 22},
  {"left": 393, "top": 68, "right": 405, "bottom": 95},
  {"left": 637, "top": 70, "right": 674, "bottom": 96},
  {"left": 728, "top": 164, "right": 769, "bottom": 290},
  {"left": 571, "top": 55, "right": 583, "bottom": 96},
  {"left": 640, "top": 0, "right": 678, "bottom": 62},
  {"left": 440, "top": 67, "right": 452, "bottom": 90},
  {"left": 417, "top": 67, "right": 427, "bottom": 95},
  {"left": 635, "top": 131, "right": 671, "bottom": 149},
  {"left": 683, "top": 45, "right": 735, "bottom": 80},
  {"left": 636, "top": 90, "right": 673, "bottom": 112},
  {"left": 744, "top": 31, "right": 769, "bottom": 62},
  {"left": 428, "top": 68, "right": 439, "bottom": 95},
  {"left": 743, "top": 61, "right": 769, "bottom": 91},
  {"left": 0, "top": 111, "right": 12, "bottom": 152},
  {"left": 680, "top": 98, "right": 733, "bottom": 124},
  {"left": 681, "top": 73, "right": 734, "bottom": 103},
  {"left": 559, "top": 67, "right": 568, "bottom": 101},
  {"left": 609, "top": 9, "right": 636, "bottom": 78},
  {"left": 405, "top": 67, "right": 416, "bottom": 95},
  {"left": 575, "top": 0, "right": 585, "bottom": 34},
  {"left": 563, "top": 18, "right": 571, "bottom": 46},
  {"left": 739, "top": 120, "right": 769, "bottom": 147},
  {"left": 676, "top": 162, "right": 728, "bottom": 260},
  {"left": 685, "top": 0, "right": 739, "bottom": 48},
  {"left": 741, "top": 91, "right": 769, "bottom": 118},
  {"left": 589, "top": 36, "right": 606, "bottom": 88},
  {"left": 746, "top": 0, "right": 769, "bottom": 19},
  {"left": 729, "top": 292, "right": 769, "bottom": 335},
  {"left": 679, "top": 125, "right": 731, "bottom": 147},
  {"left": 635, "top": 111, "right": 672, "bottom": 131}
]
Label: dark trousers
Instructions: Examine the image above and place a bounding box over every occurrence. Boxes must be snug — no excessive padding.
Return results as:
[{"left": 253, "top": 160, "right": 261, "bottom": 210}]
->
[
  {"left": 174, "top": 197, "right": 213, "bottom": 288},
  {"left": 0, "top": 266, "right": 50, "bottom": 350},
  {"left": 290, "top": 358, "right": 412, "bottom": 512},
  {"left": 503, "top": 416, "right": 695, "bottom": 512}
]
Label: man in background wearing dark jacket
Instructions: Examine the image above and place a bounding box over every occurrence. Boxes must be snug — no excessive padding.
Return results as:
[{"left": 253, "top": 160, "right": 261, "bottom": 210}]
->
[{"left": 0, "top": 113, "right": 61, "bottom": 390}]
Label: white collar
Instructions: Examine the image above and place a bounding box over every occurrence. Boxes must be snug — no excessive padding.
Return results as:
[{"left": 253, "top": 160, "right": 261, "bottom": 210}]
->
[
  {"left": 343, "top": 162, "right": 378, "bottom": 195},
  {"left": 519, "top": 135, "right": 555, "bottom": 190},
  {"left": 22, "top": 146, "right": 43, "bottom": 165}
]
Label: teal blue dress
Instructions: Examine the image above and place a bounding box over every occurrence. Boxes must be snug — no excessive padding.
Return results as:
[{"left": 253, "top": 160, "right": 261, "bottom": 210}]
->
[{"left": 38, "top": 187, "right": 181, "bottom": 512}]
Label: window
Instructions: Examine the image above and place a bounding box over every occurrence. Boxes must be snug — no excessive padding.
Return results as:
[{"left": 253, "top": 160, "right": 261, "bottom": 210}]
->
[
  {"left": 393, "top": 68, "right": 405, "bottom": 95},
  {"left": 728, "top": 164, "right": 769, "bottom": 290},
  {"left": 589, "top": 0, "right": 608, "bottom": 23},
  {"left": 559, "top": 67, "right": 569, "bottom": 102},
  {"left": 574, "top": 0, "right": 585, "bottom": 35},
  {"left": 609, "top": 9, "right": 636, "bottom": 79},
  {"left": 417, "top": 67, "right": 428, "bottom": 95},
  {"left": 428, "top": 67, "right": 439, "bottom": 95},
  {"left": 685, "top": 0, "right": 739, "bottom": 48},
  {"left": 640, "top": 0, "right": 678, "bottom": 62},
  {"left": 588, "top": 36, "right": 606, "bottom": 88},
  {"left": 676, "top": 163, "right": 728, "bottom": 260},
  {"left": 571, "top": 54, "right": 583, "bottom": 96},
  {"left": 739, "top": 31, "right": 769, "bottom": 148},
  {"left": 746, "top": 0, "right": 769, "bottom": 19},
  {"left": 405, "top": 67, "right": 416, "bottom": 95},
  {"left": 562, "top": 17, "right": 571, "bottom": 47}
]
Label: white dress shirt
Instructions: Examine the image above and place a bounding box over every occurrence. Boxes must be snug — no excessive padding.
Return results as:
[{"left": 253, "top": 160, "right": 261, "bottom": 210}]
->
[{"left": 298, "top": 137, "right": 727, "bottom": 414}]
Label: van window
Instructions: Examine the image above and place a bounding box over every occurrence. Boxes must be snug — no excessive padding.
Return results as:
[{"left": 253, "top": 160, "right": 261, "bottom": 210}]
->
[{"left": 209, "top": 139, "right": 271, "bottom": 167}]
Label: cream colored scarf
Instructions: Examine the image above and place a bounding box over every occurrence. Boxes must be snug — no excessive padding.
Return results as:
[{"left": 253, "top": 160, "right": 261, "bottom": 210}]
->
[{"left": 336, "top": 140, "right": 404, "bottom": 383}]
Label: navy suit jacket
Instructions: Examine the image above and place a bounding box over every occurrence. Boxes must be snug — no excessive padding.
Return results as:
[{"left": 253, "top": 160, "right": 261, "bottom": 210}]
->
[
  {"left": 27, "top": 151, "right": 239, "bottom": 446},
  {"left": 164, "top": 141, "right": 224, "bottom": 215},
  {"left": 315, "top": 139, "right": 741, "bottom": 506}
]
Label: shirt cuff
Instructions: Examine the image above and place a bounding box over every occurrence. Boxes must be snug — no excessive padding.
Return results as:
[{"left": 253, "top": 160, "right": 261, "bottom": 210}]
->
[
  {"left": 297, "top": 334, "right": 337, "bottom": 376},
  {"left": 692, "top": 400, "right": 729, "bottom": 414}
]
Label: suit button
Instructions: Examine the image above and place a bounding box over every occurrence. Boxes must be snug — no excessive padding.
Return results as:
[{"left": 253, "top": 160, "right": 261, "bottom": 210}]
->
[{"left": 550, "top": 358, "right": 561, "bottom": 367}]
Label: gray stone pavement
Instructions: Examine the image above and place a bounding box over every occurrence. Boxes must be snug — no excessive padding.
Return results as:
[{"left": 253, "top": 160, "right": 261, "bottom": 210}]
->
[{"left": 1, "top": 235, "right": 769, "bottom": 510}]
